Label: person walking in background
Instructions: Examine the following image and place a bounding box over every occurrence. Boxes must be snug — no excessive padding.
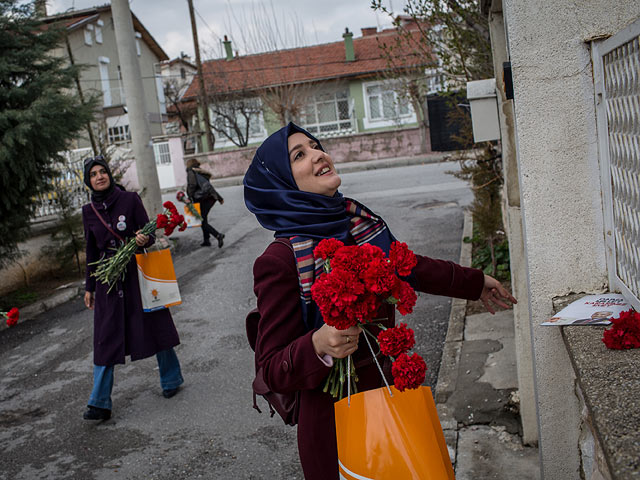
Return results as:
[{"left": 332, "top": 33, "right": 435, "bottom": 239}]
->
[
  {"left": 186, "top": 158, "right": 225, "bottom": 248},
  {"left": 82, "top": 156, "right": 184, "bottom": 421}
]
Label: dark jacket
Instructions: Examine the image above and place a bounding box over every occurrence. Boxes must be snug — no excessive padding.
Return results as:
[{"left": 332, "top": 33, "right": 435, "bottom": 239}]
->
[
  {"left": 83, "top": 188, "right": 180, "bottom": 366},
  {"left": 252, "top": 239, "right": 484, "bottom": 480},
  {"left": 186, "top": 167, "right": 223, "bottom": 204}
]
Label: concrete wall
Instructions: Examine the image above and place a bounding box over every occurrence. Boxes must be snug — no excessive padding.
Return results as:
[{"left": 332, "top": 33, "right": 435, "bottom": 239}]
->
[
  {"left": 188, "top": 127, "right": 427, "bottom": 179},
  {"left": 502, "top": 0, "right": 640, "bottom": 477},
  {"left": 486, "top": 2, "right": 538, "bottom": 447}
]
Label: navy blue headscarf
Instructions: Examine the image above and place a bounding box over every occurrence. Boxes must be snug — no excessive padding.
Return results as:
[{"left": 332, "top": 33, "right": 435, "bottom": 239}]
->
[{"left": 243, "top": 123, "right": 354, "bottom": 241}]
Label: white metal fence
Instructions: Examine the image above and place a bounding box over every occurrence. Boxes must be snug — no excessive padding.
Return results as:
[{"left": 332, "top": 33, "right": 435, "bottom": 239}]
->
[
  {"left": 594, "top": 17, "right": 640, "bottom": 309},
  {"left": 33, "top": 149, "right": 92, "bottom": 219}
]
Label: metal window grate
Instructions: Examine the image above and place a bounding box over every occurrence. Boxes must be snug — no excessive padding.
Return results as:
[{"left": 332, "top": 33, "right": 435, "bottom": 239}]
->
[{"left": 595, "top": 19, "right": 640, "bottom": 308}]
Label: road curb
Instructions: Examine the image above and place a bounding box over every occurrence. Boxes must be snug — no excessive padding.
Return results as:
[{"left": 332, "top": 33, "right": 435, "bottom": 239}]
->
[
  {"left": 1, "top": 284, "right": 83, "bottom": 332},
  {"left": 435, "top": 210, "right": 473, "bottom": 404}
]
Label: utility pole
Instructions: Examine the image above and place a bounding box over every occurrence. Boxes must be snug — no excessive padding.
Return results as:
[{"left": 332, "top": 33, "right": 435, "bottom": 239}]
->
[
  {"left": 187, "top": 0, "right": 215, "bottom": 152},
  {"left": 110, "top": 0, "right": 162, "bottom": 218}
]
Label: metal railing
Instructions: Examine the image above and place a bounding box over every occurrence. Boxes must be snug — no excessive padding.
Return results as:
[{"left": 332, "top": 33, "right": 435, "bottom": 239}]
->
[{"left": 593, "top": 18, "right": 640, "bottom": 309}]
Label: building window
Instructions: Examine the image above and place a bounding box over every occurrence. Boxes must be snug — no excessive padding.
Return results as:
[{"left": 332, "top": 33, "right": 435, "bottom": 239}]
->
[
  {"left": 84, "top": 24, "right": 94, "bottom": 46},
  {"left": 365, "top": 83, "right": 410, "bottom": 122},
  {"left": 95, "top": 20, "right": 103, "bottom": 44},
  {"left": 210, "top": 98, "right": 265, "bottom": 147},
  {"left": 302, "top": 90, "right": 353, "bottom": 135},
  {"left": 153, "top": 142, "right": 171, "bottom": 165},
  {"left": 180, "top": 67, "right": 186, "bottom": 79},
  {"left": 107, "top": 125, "right": 131, "bottom": 143},
  {"left": 135, "top": 32, "right": 142, "bottom": 56}
]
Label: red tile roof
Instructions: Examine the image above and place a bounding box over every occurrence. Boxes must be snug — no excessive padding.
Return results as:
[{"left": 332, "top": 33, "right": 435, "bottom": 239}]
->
[{"left": 183, "top": 28, "right": 432, "bottom": 101}]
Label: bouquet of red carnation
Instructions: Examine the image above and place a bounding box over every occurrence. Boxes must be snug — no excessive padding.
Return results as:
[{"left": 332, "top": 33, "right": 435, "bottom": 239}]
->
[
  {"left": 311, "top": 239, "right": 426, "bottom": 398},
  {"left": 91, "top": 201, "right": 187, "bottom": 291},
  {"left": 602, "top": 309, "right": 640, "bottom": 349},
  {"left": 1, "top": 307, "right": 19, "bottom": 327},
  {"left": 176, "top": 191, "right": 203, "bottom": 221}
]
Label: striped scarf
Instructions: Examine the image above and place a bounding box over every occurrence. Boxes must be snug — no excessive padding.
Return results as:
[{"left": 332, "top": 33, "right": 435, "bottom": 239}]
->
[{"left": 290, "top": 198, "right": 391, "bottom": 330}]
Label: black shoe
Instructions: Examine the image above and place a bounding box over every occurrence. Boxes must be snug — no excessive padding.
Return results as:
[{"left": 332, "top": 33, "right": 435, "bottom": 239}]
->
[
  {"left": 162, "top": 387, "right": 180, "bottom": 399},
  {"left": 200, "top": 241, "right": 211, "bottom": 247},
  {"left": 83, "top": 406, "right": 111, "bottom": 421},
  {"left": 217, "top": 234, "right": 225, "bottom": 248}
]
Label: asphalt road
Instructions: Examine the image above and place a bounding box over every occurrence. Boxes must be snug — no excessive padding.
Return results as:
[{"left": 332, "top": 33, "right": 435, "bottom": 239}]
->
[{"left": 0, "top": 161, "right": 472, "bottom": 479}]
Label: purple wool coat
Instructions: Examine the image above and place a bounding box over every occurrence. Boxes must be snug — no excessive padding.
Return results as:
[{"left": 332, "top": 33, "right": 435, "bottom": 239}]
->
[
  {"left": 252, "top": 239, "right": 485, "bottom": 480},
  {"left": 83, "top": 188, "right": 180, "bottom": 366}
]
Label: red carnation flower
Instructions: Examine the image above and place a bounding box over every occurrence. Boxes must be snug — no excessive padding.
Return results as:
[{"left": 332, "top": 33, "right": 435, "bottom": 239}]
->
[
  {"left": 361, "top": 257, "right": 396, "bottom": 295},
  {"left": 390, "top": 241, "right": 417, "bottom": 276},
  {"left": 391, "top": 279, "right": 418, "bottom": 315},
  {"left": 602, "top": 309, "right": 640, "bottom": 350},
  {"left": 378, "top": 323, "right": 415, "bottom": 357},
  {"left": 176, "top": 191, "right": 186, "bottom": 201},
  {"left": 163, "top": 201, "right": 179, "bottom": 215},
  {"left": 178, "top": 222, "right": 187, "bottom": 232},
  {"left": 392, "top": 352, "right": 427, "bottom": 392},
  {"left": 314, "top": 238, "right": 345, "bottom": 260},
  {"left": 5, "top": 307, "right": 19, "bottom": 327},
  {"left": 164, "top": 225, "right": 176, "bottom": 236},
  {"left": 156, "top": 214, "right": 169, "bottom": 228}
]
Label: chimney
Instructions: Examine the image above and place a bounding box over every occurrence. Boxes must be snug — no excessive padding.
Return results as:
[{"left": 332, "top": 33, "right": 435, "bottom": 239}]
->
[
  {"left": 35, "top": 0, "right": 47, "bottom": 17},
  {"left": 342, "top": 27, "right": 354, "bottom": 62},
  {"left": 361, "top": 27, "right": 377, "bottom": 37},
  {"left": 223, "top": 35, "right": 233, "bottom": 61}
]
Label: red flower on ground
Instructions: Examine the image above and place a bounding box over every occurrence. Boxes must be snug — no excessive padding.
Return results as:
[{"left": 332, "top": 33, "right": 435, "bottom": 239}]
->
[
  {"left": 390, "top": 241, "right": 418, "bottom": 276},
  {"left": 602, "top": 309, "right": 640, "bottom": 349},
  {"left": 378, "top": 323, "right": 416, "bottom": 357},
  {"left": 392, "top": 352, "right": 427, "bottom": 392},
  {"left": 5, "top": 307, "right": 19, "bottom": 327},
  {"left": 313, "top": 238, "right": 344, "bottom": 260}
]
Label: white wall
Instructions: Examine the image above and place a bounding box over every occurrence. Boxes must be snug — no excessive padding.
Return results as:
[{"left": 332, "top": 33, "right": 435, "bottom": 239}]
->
[{"left": 502, "top": 1, "right": 640, "bottom": 477}]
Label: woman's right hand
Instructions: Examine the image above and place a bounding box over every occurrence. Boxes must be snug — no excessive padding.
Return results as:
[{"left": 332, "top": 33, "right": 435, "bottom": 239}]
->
[
  {"left": 84, "top": 291, "right": 94, "bottom": 310},
  {"left": 312, "top": 324, "right": 362, "bottom": 359}
]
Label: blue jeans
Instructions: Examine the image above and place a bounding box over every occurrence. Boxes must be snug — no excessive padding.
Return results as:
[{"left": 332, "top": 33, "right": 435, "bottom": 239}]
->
[{"left": 88, "top": 348, "right": 184, "bottom": 410}]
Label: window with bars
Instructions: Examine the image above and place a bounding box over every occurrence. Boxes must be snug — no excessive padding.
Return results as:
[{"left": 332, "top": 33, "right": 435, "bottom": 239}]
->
[
  {"left": 365, "top": 83, "right": 410, "bottom": 122},
  {"left": 593, "top": 18, "right": 640, "bottom": 309},
  {"left": 301, "top": 90, "right": 353, "bottom": 135},
  {"left": 107, "top": 125, "right": 131, "bottom": 144},
  {"left": 153, "top": 142, "right": 171, "bottom": 165}
]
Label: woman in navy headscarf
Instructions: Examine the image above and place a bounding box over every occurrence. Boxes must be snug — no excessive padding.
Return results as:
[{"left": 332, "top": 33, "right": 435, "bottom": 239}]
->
[{"left": 244, "top": 123, "right": 515, "bottom": 479}]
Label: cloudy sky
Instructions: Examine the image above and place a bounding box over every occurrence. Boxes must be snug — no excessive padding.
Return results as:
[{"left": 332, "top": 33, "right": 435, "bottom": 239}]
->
[{"left": 47, "top": 0, "right": 403, "bottom": 60}]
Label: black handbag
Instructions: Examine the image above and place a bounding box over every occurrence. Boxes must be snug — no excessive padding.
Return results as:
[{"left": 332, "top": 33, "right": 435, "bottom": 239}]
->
[{"left": 193, "top": 172, "right": 219, "bottom": 202}]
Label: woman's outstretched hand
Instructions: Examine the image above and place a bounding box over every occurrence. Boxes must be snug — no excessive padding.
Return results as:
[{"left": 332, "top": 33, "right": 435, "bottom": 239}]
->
[
  {"left": 480, "top": 274, "right": 517, "bottom": 314},
  {"left": 312, "top": 324, "right": 362, "bottom": 359}
]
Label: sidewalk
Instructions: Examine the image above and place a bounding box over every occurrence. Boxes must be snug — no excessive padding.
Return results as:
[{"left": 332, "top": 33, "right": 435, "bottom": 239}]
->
[{"left": 435, "top": 211, "right": 540, "bottom": 479}]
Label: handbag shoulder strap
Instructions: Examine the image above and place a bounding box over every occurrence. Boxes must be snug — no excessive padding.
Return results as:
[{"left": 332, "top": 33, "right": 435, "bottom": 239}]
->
[{"left": 90, "top": 202, "right": 125, "bottom": 243}]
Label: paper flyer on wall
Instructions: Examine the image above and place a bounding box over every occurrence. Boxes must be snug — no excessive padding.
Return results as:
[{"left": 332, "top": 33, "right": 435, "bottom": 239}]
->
[{"left": 541, "top": 293, "right": 630, "bottom": 326}]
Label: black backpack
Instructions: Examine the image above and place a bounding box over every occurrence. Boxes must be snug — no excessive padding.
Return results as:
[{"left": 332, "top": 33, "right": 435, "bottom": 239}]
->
[{"left": 246, "top": 308, "right": 300, "bottom": 426}]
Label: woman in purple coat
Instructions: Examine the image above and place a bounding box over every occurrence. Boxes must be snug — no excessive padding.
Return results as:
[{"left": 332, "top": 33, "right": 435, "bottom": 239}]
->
[
  {"left": 82, "top": 157, "right": 184, "bottom": 421},
  {"left": 243, "top": 124, "right": 516, "bottom": 479}
]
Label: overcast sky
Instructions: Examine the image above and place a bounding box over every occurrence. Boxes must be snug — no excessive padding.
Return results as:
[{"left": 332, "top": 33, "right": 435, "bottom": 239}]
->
[{"left": 47, "top": 0, "right": 403, "bottom": 60}]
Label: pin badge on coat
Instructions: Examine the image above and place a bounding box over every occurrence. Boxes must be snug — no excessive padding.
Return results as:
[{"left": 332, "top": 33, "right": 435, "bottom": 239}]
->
[{"left": 117, "top": 215, "right": 127, "bottom": 231}]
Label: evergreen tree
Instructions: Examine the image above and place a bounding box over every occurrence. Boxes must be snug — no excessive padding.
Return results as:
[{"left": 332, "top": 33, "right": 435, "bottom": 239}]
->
[{"left": 0, "top": 0, "right": 96, "bottom": 266}]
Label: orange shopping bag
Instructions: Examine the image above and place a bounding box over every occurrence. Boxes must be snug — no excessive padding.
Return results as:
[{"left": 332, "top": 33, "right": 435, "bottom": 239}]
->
[
  {"left": 183, "top": 203, "right": 202, "bottom": 228},
  {"left": 334, "top": 385, "right": 454, "bottom": 480},
  {"left": 135, "top": 249, "right": 182, "bottom": 312}
]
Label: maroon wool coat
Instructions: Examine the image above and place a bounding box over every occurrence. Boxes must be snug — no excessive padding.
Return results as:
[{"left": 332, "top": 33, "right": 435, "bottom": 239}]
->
[
  {"left": 83, "top": 188, "right": 180, "bottom": 366},
  {"left": 252, "top": 239, "right": 485, "bottom": 480}
]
